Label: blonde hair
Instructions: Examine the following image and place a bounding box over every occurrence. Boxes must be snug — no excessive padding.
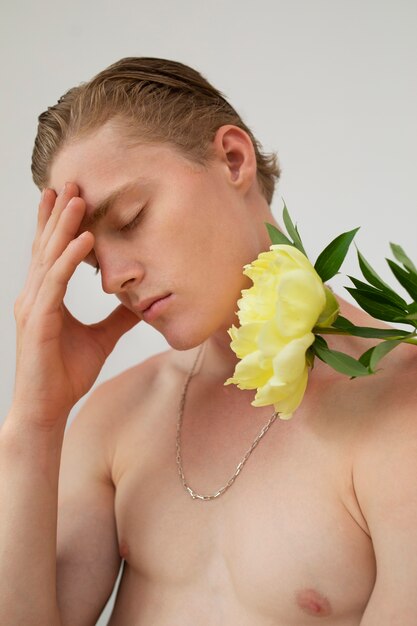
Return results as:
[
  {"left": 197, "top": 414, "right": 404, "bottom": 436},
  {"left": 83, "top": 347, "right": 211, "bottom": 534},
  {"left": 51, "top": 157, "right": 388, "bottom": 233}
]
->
[{"left": 31, "top": 57, "right": 281, "bottom": 204}]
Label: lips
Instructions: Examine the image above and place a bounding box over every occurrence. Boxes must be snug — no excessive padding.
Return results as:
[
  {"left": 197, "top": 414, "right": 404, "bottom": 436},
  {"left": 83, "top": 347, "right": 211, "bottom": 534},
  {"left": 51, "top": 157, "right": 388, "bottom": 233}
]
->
[
  {"left": 135, "top": 293, "right": 172, "bottom": 314},
  {"left": 140, "top": 294, "right": 173, "bottom": 322}
]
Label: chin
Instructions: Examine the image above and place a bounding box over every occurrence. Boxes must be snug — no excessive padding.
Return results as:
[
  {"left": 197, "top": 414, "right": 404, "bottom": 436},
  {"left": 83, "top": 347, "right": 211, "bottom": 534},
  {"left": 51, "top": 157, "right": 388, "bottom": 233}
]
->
[
  {"left": 154, "top": 315, "right": 229, "bottom": 352},
  {"left": 160, "top": 328, "right": 208, "bottom": 352}
]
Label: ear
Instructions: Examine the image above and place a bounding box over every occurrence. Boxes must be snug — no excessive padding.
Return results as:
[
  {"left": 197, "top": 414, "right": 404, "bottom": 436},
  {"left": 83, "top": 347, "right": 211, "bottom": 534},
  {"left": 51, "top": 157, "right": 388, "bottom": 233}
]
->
[{"left": 211, "top": 125, "right": 257, "bottom": 195}]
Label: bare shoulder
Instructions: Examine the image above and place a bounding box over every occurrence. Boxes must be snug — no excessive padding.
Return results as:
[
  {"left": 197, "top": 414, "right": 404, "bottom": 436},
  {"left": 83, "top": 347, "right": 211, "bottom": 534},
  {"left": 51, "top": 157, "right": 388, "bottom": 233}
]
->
[
  {"left": 357, "top": 342, "right": 417, "bottom": 438},
  {"left": 327, "top": 302, "right": 417, "bottom": 438},
  {"left": 80, "top": 348, "right": 175, "bottom": 428},
  {"left": 89, "top": 345, "right": 199, "bottom": 412},
  {"left": 306, "top": 337, "right": 417, "bottom": 491},
  {"left": 69, "top": 345, "right": 201, "bottom": 459},
  {"left": 349, "top": 342, "right": 417, "bottom": 509},
  {"left": 59, "top": 345, "right": 194, "bottom": 499},
  {"left": 91, "top": 349, "right": 172, "bottom": 409}
]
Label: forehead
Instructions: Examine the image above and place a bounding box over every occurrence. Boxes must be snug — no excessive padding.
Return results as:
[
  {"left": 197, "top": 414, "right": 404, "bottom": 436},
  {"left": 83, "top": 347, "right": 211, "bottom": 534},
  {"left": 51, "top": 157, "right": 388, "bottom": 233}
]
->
[{"left": 48, "top": 121, "right": 202, "bottom": 216}]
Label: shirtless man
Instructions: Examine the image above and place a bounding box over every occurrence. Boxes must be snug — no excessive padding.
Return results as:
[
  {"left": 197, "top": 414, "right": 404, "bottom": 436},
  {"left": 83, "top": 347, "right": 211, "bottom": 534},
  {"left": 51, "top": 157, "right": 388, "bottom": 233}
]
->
[{"left": 1, "top": 57, "right": 417, "bottom": 626}]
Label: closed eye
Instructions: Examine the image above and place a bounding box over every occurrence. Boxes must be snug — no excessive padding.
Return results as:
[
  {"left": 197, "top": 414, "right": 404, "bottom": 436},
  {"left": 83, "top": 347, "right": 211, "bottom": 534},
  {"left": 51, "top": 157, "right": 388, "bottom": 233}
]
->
[{"left": 119, "top": 207, "right": 144, "bottom": 232}]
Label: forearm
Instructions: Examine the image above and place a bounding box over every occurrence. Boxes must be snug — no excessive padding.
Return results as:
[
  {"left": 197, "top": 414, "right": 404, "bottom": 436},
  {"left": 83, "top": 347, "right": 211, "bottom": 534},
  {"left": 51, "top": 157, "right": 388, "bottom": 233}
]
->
[
  {"left": 0, "top": 183, "right": 136, "bottom": 625},
  {"left": 0, "top": 412, "right": 67, "bottom": 625}
]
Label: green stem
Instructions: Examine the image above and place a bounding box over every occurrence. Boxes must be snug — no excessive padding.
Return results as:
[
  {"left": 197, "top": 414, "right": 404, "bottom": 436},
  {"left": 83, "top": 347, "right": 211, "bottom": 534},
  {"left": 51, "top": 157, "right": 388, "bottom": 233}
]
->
[
  {"left": 314, "top": 326, "right": 417, "bottom": 344},
  {"left": 313, "top": 327, "right": 350, "bottom": 336},
  {"left": 403, "top": 337, "right": 417, "bottom": 345}
]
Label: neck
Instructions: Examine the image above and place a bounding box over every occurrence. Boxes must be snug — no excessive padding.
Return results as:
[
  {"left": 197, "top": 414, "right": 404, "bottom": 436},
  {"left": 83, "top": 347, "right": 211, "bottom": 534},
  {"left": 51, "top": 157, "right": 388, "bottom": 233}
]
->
[
  {"left": 201, "top": 208, "right": 280, "bottom": 381},
  {"left": 204, "top": 327, "right": 240, "bottom": 381}
]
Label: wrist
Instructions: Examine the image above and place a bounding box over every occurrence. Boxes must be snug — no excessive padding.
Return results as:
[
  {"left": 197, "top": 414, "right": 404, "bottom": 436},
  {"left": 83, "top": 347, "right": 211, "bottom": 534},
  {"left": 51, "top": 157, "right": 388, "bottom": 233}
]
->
[
  {"left": 5, "top": 399, "right": 70, "bottom": 432},
  {"left": 1, "top": 408, "right": 68, "bottom": 466}
]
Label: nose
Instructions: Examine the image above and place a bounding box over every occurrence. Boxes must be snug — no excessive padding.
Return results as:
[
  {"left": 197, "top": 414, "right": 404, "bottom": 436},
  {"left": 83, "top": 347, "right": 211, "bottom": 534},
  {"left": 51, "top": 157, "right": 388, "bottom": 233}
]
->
[{"left": 99, "top": 255, "right": 145, "bottom": 295}]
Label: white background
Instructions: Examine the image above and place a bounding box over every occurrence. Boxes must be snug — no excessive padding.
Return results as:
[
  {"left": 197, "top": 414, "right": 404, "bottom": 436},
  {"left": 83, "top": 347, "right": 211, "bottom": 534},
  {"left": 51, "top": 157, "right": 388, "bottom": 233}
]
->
[{"left": 1, "top": 1, "right": 416, "bottom": 623}]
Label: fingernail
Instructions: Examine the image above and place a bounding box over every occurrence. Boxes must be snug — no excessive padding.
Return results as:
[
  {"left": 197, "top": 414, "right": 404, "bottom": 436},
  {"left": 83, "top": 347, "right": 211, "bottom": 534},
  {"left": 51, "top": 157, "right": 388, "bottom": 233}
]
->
[
  {"left": 60, "top": 183, "right": 67, "bottom": 195},
  {"left": 65, "top": 197, "right": 77, "bottom": 209}
]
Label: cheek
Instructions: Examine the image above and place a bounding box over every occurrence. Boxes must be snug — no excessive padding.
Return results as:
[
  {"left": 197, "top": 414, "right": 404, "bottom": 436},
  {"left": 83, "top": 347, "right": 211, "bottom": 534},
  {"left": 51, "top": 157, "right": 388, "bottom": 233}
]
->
[
  {"left": 187, "top": 260, "right": 251, "bottom": 325},
  {"left": 176, "top": 217, "right": 252, "bottom": 305}
]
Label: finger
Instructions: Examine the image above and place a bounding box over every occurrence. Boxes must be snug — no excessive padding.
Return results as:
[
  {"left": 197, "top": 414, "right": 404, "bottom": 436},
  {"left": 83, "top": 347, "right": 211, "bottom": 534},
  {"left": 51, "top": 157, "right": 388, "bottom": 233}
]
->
[
  {"left": 23, "top": 188, "right": 57, "bottom": 302},
  {"left": 34, "top": 231, "right": 95, "bottom": 315},
  {"left": 24, "top": 197, "right": 88, "bottom": 308},
  {"left": 40, "top": 182, "right": 80, "bottom": 245},
  {"left": 43, "top": 196, "right": 87, "bottom": 263},
  {"left": 32, "top": 188, "right": 56, "bottom": 257},
  {"left": 91, "top": 304, "right": 141, "bottom": 357},
  {"left": 17, "top": 187, "right": 84, "bottom": 318},
  {"left": 34, "top": 188, "right": 55, "bottom": 244}
]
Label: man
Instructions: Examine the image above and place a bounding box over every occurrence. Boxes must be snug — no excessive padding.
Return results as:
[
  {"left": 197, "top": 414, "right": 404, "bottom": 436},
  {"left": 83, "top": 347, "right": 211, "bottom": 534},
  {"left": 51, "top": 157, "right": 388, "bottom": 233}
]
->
[{"left": 1, "top": 57, "right": 417, "bottom": 625}]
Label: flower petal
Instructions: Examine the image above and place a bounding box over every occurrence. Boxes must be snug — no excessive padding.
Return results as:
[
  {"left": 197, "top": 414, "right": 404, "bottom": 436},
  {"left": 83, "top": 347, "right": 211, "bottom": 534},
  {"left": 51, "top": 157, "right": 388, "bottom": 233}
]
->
[
  {"left": 229, "top": 322, "right": 261, "bottom": 359},
  {"left": 272, "top": 333, "right": 315, "bottom": 384},
  {"left": 225, "top": 350, "right": 273, "bottom": 390},
  {"left": 276, "top": 270, "right": 326, "bottom": 337},
  {"left": 227, "top": 243, "right": 329, "bottom": 418},
  {"left": 252, "top": 366, "right": 308, "bottom": 418}
]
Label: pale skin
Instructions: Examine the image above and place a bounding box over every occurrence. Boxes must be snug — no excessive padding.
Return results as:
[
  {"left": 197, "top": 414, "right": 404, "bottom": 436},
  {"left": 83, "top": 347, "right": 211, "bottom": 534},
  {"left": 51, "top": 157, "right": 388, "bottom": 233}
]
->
[{"left": 1, "top": 121, "right": 417, "bottom": 625}]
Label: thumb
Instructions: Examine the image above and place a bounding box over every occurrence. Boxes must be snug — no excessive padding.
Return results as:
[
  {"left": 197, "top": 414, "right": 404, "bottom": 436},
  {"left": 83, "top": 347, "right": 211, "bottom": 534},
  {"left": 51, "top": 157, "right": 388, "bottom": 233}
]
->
[{"left": 92, "top": 304, "right": 140, "bottom": 356}]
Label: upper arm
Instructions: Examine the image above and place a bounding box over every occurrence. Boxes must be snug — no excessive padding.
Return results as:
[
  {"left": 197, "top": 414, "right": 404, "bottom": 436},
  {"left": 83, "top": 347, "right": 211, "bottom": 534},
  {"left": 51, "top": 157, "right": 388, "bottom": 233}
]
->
[
  {"left": 354, "top": 397, "right": 417, "bottom": 624},
  {"left": 56, "top": 385, "right": 122, "bottom": 626}
]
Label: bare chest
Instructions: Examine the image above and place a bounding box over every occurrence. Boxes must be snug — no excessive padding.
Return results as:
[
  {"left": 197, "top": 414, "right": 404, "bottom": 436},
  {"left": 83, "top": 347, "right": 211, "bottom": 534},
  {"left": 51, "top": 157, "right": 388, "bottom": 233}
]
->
[{"left": 110, "top": 394, "right": 376, "bottom": 624}]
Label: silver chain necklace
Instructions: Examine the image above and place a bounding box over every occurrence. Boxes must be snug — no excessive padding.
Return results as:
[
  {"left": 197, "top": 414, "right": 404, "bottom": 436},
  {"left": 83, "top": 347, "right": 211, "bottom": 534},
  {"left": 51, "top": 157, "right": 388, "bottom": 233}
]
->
[{"left": 175, "top": 343, "right": 279, "bottom": 501}]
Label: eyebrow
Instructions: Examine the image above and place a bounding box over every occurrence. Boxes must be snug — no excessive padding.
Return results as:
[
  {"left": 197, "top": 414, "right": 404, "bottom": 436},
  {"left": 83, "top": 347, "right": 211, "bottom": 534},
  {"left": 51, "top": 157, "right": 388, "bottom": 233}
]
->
[{"left": 80, "top": 180, "right": 145, "bottom": 230}]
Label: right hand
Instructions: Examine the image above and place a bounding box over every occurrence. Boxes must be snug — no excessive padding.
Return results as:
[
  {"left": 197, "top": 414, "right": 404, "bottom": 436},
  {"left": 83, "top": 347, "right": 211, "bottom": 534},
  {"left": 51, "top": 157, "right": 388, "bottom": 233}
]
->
[{"left": 11, "top": 183, "right": 140, "bottom": 430}]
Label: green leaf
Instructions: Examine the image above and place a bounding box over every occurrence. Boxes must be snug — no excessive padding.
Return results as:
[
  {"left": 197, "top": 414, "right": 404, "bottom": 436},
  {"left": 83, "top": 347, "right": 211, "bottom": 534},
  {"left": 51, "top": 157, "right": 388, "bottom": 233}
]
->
[
  {"left": 315, "top": 286, "right": 340, "bottom": 327},
  {"left": 407, "top": 302, "right": 417, "bottom": 314},
  {"left": 314, "top": 227, "right": 360, "bottom": 283},
  {"left": 282, "top": 202, "right": 307, "bottom": 256},
  {"left": 331, "top": 315, "right": 355, "bottom": 330},
  {"left": 345, "top": 288, "right": 410, "bottom": 323},
  {"left": 313, "top": 334, "right": 328, "bottom": 349},
  {"left": 357, "top": 249, "right": 393, "bottom": 293},
  {"left": 348, "top": 276, "right": 407, "bottom": 309},
  {"left": 305, "top": 347, "right": 315, "bottom": 369},
  {"left": 329, "top": 317, "right": 411, "bottom": 339},
  {"left": 358, "top": 346, "right": 374, "bottom": 368},
  {"left": 331, "top": 315, "right": 411, "bottom": 338},
  {"left": 351, "top": 327, "right": 411, "bottom": 339},
  {"left": 312, "top": 340, "right": 370, "bottom": 377},
  {"left": 265, "top": 223, "right": 293, "bottom": 246},
  {"left": 390, "top": 243, "right": 417, "bottom": 274},
  {"left": 368, "top": 339, "right": 403, "bottom": 371},
  {"left": 403, "top": 302, "right": 417, "bottom": 321},
  {"left": 403, "top": 312, "right": 417, "bottom": 321},
  {"left": 387, "top": 259, "right": 417, "bottom": 302},
  {"left": 359, "top": 340, "right": 403, "bottom": 372}
]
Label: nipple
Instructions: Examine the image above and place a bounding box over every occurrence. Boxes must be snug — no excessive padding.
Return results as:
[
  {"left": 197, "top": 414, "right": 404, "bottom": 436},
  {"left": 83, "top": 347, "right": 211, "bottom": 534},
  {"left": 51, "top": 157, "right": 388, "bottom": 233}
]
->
[
  {"left": 119, "top": 539, "right": 129, "bottom": 560},
  {"left": 296, "top": 588, "right": 332, "bottom": 617}
]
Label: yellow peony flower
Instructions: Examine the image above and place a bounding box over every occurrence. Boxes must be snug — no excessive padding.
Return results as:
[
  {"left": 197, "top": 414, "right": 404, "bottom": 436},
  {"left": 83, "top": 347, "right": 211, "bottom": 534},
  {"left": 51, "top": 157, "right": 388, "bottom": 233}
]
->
[{"left": 225, "top": 244, "right": 338, "bottom": 419}]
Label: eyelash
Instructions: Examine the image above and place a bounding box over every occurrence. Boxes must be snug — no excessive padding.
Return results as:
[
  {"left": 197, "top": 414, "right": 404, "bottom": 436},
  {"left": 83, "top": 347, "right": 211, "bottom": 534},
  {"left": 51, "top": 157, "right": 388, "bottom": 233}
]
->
[{"left": 119, "top": 208, "right": 144, "bottom": 232}]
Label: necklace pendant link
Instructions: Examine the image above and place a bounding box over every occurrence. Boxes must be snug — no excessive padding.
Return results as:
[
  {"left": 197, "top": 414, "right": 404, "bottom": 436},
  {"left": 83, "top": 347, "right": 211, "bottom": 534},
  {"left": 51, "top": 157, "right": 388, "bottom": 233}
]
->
[{"left": 176, "top": 344, "right": 279, "bottom": 501}]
